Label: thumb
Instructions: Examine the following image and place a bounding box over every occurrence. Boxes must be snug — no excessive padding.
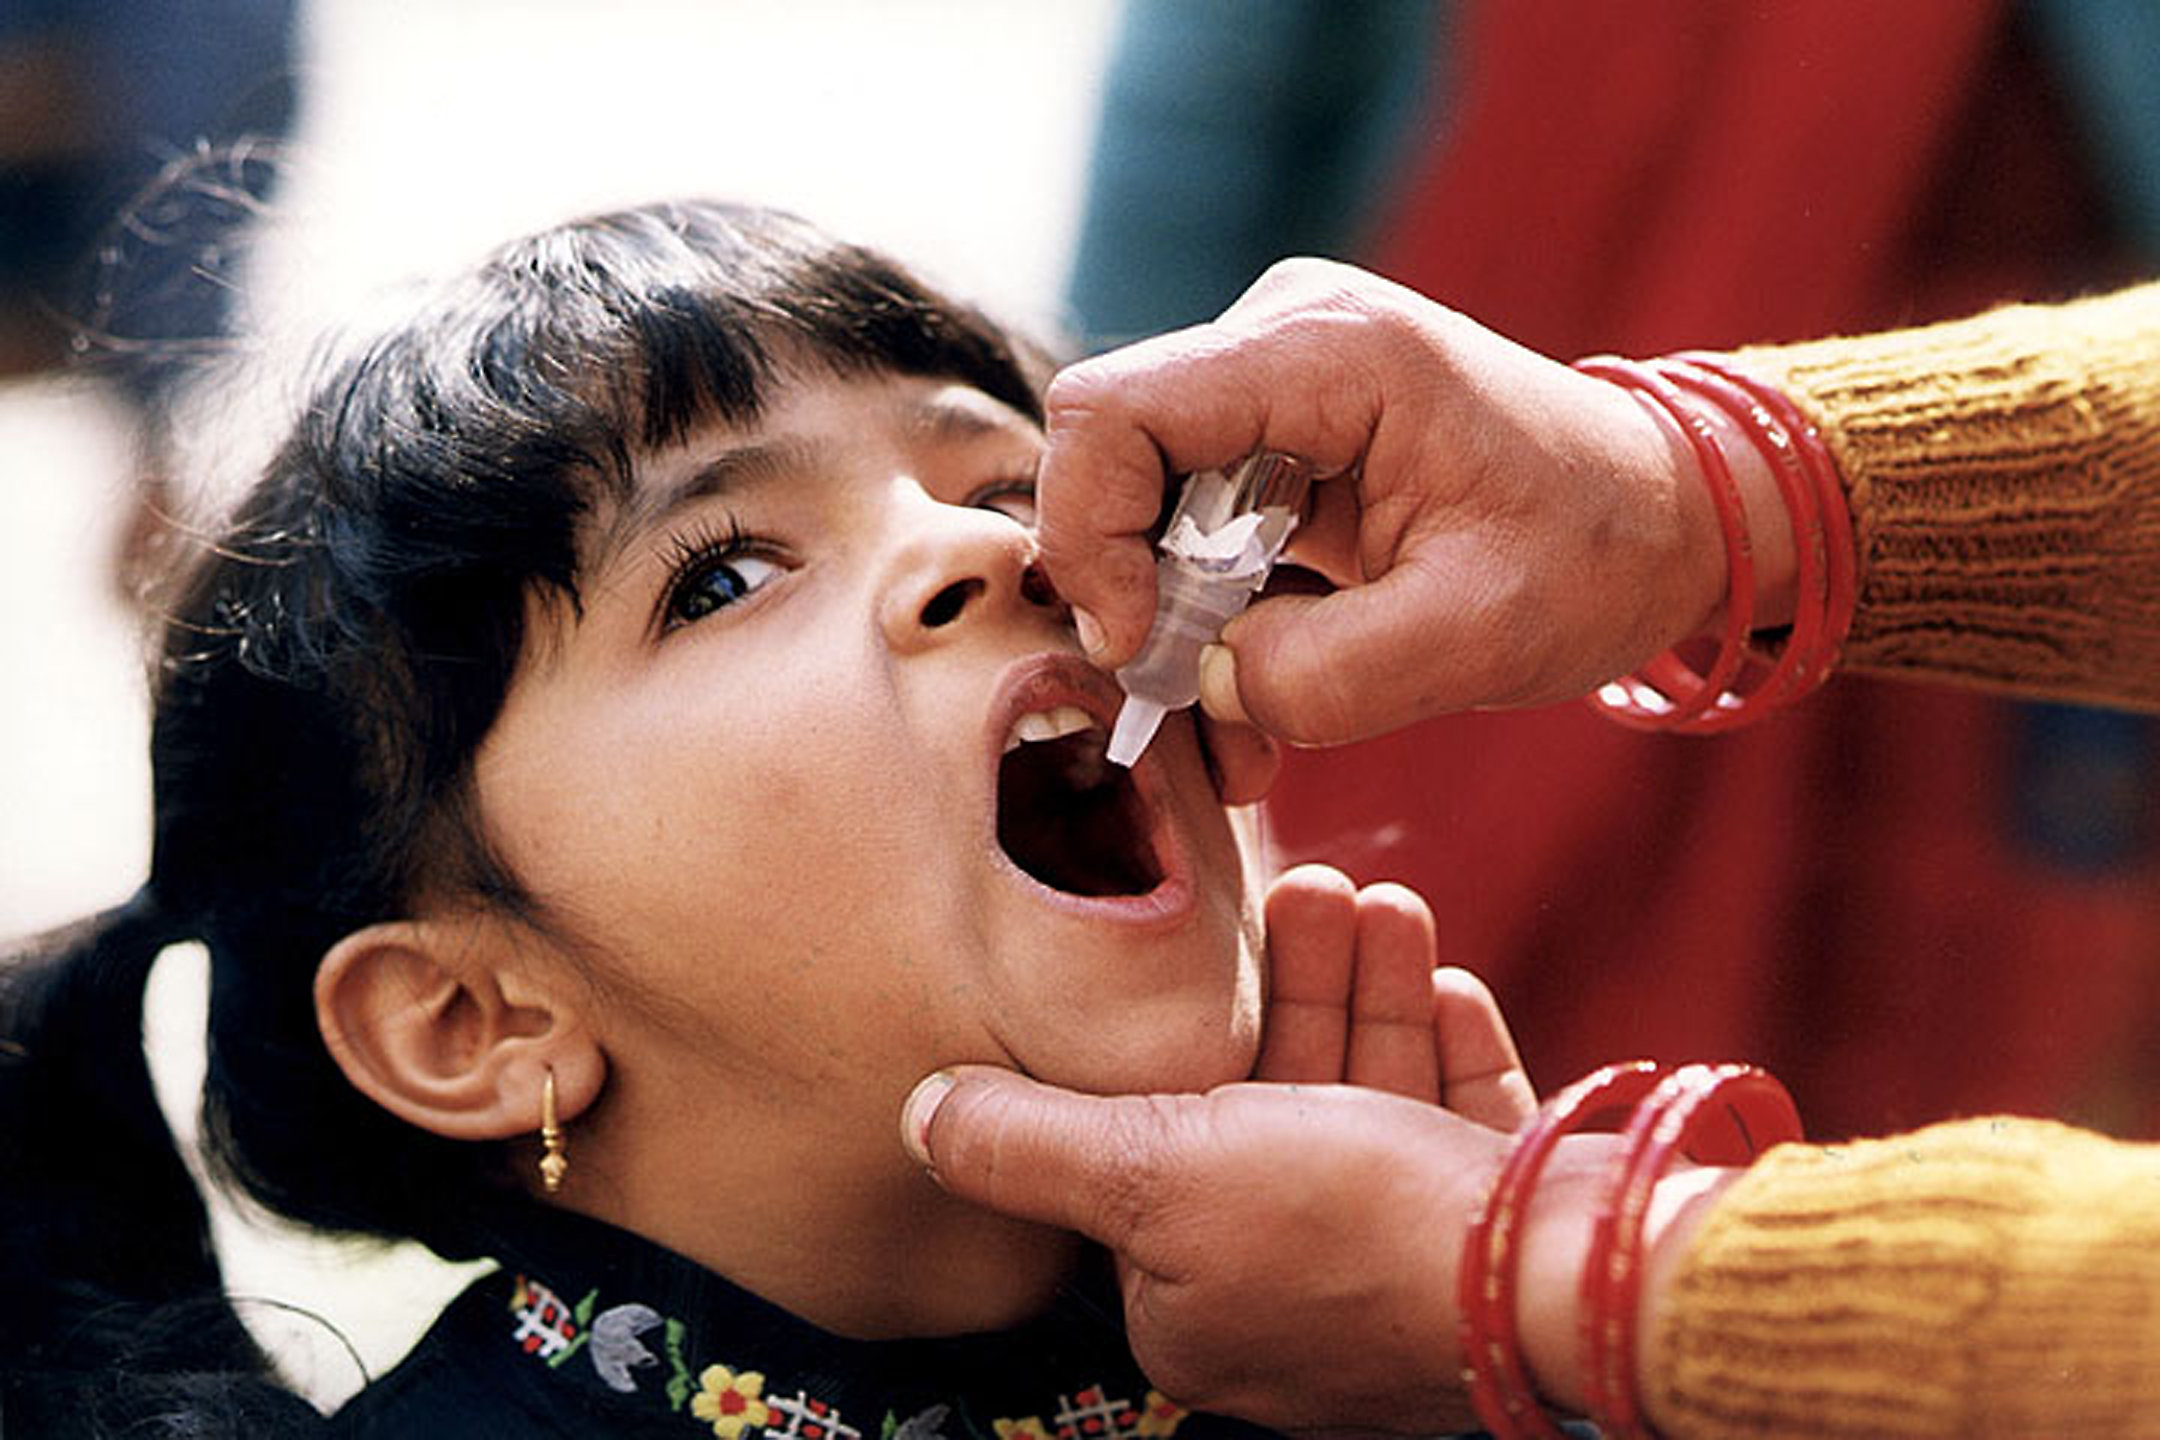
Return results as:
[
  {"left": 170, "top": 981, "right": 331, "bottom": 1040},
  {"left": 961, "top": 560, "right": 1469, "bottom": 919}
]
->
[
  {"left": 1215, "top": 555, "right": 1467, "bottom": 746},
  {"left": 901, "top": 1066, "right": 1180, "bottom": 1250}
]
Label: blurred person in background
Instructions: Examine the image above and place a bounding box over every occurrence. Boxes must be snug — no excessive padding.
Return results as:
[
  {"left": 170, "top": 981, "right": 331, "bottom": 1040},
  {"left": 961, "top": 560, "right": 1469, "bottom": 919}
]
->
[{"left": 1063, "top": 0, "right": 2160, "bottom": 1143}]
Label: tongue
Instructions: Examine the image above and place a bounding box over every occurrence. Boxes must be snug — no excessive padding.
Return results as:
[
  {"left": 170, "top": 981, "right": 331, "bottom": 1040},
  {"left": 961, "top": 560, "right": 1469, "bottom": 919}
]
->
[{"left": 997, "top": 734, "right": 1164, "bottom": 897}]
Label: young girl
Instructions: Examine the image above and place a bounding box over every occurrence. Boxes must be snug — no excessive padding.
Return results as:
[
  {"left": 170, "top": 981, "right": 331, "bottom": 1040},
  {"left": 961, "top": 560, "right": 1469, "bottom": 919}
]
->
[{"left": 1, "top": 198, "right": 1488, "bottom": 1439}]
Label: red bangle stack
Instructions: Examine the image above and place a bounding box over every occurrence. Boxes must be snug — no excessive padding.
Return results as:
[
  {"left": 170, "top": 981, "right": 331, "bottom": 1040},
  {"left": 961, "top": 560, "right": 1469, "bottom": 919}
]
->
[
  {"left": 1577, "top": 1064, "right": 1804, "bottom": 1439},
  {"left": 1458, "top": 1061, "right": 1803, "bottom": 1440},
  {"left": 1572, "top": 353, "right": 1856, "bottom": 734}
]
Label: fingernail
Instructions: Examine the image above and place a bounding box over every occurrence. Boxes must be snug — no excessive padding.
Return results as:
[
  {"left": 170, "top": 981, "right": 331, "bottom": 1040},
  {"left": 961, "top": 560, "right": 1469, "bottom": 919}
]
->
[
  {"left": 1074, "top": 608, "right": 1108, "bottom": 663},
  {"left": 1197, "top": 644, "right": 1249, "bottom": 725},
  {"left": 900, "top": 1070, "right": 957, "bottom": 1169}
]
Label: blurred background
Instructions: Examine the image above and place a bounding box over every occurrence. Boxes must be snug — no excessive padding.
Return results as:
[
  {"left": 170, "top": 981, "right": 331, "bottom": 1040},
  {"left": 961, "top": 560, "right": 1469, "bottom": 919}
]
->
[{"left": 6, "top": 0, "right": 2159, "bottom": 1416}]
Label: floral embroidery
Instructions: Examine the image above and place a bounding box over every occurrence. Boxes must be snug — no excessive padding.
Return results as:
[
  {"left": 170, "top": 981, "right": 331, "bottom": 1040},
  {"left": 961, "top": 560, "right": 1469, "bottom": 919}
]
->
[
  {"left": 509, "top": 1276, "right": 580, "bottom": 1360},
  {"left": 888, "top": 1404, "right": 952, "bottom": 1440},
  {"left": 1035, "top": 1385, "right": 1182, "bottom": 1440},
  {"left": 504, "top": 1270, "right": 1177, "bottom": 1440},
  {"left": 665, "top": 1317, "right": 694, "bottom": 1411},
  {"left": 546, "top": 1289, "right": 600, "bottom": 1369},
  {"left": 693, "top": 1364, "right": 773, "bottom": 1439},
  {"left": 590, "top": 1302, "right": 665, "bottom": 1393},
  {"left": 1135, "top": 1393, "right": 1186, "bottom": 1438},
  {"left": 763, "top": 1387, "right": 861, "bottom": 1440}
]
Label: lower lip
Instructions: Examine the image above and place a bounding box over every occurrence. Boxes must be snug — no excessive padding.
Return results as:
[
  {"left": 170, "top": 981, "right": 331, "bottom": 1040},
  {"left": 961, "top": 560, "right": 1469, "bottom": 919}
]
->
[
  {"left": 997, "top": 860, "right": 1199, "bottom": 929},
  {"left": 992, "top": 769, "right": 1199, "bottom": 931}
]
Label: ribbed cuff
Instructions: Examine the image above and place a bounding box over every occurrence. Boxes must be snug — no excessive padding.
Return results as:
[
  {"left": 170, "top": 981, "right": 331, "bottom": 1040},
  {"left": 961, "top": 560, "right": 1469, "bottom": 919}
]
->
[
  {"left": 1647, "top": 1116, "right": 2160, "bottom": 1438},
  {"left": 1733, "top": 281, "right": 2160, "bottom": 710}
]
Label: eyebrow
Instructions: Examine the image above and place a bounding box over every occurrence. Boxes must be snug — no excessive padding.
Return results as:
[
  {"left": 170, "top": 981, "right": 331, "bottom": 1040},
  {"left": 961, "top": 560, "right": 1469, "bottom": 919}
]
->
[
  {"left": 590, "top": 389, "right": 1040, "bottom": 573},
  {"left": 904, "top": 392, "right": 1029, "bottom": 445},
  {"left": 592, "top": 434, "right": 827, "bottom": 573}
]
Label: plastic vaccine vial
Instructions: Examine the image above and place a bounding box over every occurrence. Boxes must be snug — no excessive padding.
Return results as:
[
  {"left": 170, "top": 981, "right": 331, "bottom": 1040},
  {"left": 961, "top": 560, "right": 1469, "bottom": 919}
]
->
[{"left": 1105, "top": 452, "right": 1315, "bottom": 767}]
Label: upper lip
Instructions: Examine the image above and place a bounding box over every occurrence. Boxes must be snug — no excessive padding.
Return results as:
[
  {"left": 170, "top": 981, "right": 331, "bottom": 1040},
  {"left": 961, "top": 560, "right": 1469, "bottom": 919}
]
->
[{"left": 984, "top": 651, "right": 1126, "bottom": 760}]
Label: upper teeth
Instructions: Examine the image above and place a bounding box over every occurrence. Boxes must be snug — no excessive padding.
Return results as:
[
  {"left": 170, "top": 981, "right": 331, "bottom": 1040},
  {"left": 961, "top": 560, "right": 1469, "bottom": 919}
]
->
[{"left": 1004, "top": 704, "right": 1099, "bottom": 753}]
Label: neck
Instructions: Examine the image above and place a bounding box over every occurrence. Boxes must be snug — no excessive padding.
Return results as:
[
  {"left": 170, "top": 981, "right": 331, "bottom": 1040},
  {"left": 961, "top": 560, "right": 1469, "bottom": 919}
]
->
[{"left": 566, "top": 1066, "right": 1083, "bottom": 1338}]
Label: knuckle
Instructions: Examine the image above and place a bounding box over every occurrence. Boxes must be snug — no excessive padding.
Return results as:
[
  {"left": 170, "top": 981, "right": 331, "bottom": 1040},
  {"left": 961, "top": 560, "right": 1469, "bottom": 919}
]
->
[
  {"left": 1075, "top": 1094, "right": 1188, "bottom": 1242},
  {"left": 1245, "top": 254, "right": 1341, "bottom": 298},
  {"left": 1042, "top": 361, "right": 1116, "bottom": 426}
]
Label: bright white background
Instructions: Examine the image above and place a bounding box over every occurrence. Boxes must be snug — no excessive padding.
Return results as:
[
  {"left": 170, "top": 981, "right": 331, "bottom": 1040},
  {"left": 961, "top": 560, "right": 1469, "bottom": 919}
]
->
[{"left": 0, "top": 0, "right": 1121, "bottom": 1406}]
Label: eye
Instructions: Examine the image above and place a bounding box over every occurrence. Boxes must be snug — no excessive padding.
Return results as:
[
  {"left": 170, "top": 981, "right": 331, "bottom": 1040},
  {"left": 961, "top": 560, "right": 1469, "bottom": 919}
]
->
[
  {"left": 967, "top": 476, "right": 1037, "bottom": 526},
  {"left": 661, "top": 521, "right": 786, "bottom": 630}
]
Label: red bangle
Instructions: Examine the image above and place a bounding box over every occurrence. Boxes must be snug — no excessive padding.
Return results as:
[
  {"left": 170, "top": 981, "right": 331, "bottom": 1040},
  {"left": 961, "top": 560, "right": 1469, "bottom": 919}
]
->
[
  {"left": 1574, "top": 357, "right": 1755, "bottom": 730},
  {"left": 1574, "top": 353, "right": 1856, "bottom": 733},
  {"left": 1459, "top": 1062, "right": 1667, "bottom": 1439},
  {"left": 1577, "top": 1064, "right": 1803, "bottom": 1439},
  {"left": 1647, "top": 360, "right": 1824, "bottom": 723},
  {"left": 1672, "top": 353, "right": 1857, "bottom": 692}
]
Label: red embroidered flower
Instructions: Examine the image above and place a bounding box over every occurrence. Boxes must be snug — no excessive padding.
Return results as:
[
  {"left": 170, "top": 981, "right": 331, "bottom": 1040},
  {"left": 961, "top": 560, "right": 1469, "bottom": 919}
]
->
[{"left": 693, "top": 1365, "right": 773, "bottom": 1439}]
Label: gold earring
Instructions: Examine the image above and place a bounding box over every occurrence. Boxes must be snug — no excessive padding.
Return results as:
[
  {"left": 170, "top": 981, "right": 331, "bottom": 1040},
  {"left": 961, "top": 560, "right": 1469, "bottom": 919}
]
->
[{"left": 540, "top": 1068, "right": 568, "bottom": 1194}]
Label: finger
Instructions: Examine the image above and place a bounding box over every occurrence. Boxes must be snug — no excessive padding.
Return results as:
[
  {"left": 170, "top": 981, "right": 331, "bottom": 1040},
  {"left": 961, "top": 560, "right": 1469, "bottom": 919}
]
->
[
  {"left": 1217, "top": 540, "right": 1495, "bottom": 745},
  {"left": 903, "top": 1066, "right": 1190, "bottom": 1254},
  {"left": 1278, "top": 466, "right": 1366, "bottom": 588},
  {"left": 1036, "top": 306, "right": 1391, "bottom": 668},
  {"left": 1034, "top": 339, "right": 1207, "bottom": 668},
  {"left": 1195, "top": 706, "right": 1281, "bottom": 806},
  {"left": 1430, "top": 967, "right": 1536, "bottom": 1128},
  {"left": 1344, "top": 883, "right": 1444, "bottom": 1101},
  {"left": 1252, "top": 865, "right": 1359, "bottom": 1082},
  {"left": 1197, "top": 645, "right": 1252, "bottom": 728}
]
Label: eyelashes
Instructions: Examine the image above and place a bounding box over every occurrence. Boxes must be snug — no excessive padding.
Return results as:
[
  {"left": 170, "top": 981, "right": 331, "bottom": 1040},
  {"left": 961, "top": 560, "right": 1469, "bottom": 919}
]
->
[
  {"left": 657, "top": 514, "right": 787, "bottom": 631},
  {"left": 963, "top": 474, "right": 1038, "bottom": 527}
]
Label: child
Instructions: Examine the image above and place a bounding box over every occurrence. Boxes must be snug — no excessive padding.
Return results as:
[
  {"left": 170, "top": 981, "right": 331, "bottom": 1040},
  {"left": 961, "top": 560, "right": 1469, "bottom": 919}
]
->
[{"left": 0, "top": 198, "right": 1470, "bottom": 1439}]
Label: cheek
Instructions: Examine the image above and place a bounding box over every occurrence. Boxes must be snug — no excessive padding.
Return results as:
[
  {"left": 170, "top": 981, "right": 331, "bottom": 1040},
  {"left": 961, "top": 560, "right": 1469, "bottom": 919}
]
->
[{"left": 480, "top": 645, "right": 889, "bottom": 921}]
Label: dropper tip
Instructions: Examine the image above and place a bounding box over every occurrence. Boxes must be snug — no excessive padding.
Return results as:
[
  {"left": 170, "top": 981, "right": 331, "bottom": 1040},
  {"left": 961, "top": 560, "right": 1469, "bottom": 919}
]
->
[{"left": 1105, "top": 696, "right": 1167, "bottom": 768}]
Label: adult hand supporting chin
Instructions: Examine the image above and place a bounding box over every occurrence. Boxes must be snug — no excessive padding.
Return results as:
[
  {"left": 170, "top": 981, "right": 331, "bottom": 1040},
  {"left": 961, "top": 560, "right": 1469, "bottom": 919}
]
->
[
  {"left": 1035, "top": 258, "right": 1790, "bottom": 746},
  {"left": 896, "top": 866, "right": 1549, "bottom": 1435},
  {"left": 900, "top": 1067, "right": 1496, "bottom": 1436}
]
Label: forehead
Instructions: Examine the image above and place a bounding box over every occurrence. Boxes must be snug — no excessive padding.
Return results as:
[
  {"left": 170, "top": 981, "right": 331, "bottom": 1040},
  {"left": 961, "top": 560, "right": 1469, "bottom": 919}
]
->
[{"left": 591, "top": 372, "right": 1043, "bottom": 561}]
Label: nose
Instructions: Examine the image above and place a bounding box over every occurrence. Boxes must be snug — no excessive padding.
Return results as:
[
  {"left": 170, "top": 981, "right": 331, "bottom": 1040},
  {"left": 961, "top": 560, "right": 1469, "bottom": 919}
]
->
[{"left": 877, "top": 489, "right": 1061, "bottom": 654}]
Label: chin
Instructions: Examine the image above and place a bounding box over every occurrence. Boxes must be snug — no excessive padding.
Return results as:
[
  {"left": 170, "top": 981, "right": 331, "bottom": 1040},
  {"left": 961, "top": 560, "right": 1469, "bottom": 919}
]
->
[{"left": 1037, "top": 959, "right": 1264, "bottom": 1097}]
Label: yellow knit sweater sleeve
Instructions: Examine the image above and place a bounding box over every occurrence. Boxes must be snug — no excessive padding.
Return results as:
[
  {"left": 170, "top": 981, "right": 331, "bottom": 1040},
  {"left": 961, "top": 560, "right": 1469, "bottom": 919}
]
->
[
  {"left": 1647, "top": 1117, "right": 2160, "bottom": 1438},
  {"left": 1734, "top": 280, "right": 2160, "bottom": 710}
]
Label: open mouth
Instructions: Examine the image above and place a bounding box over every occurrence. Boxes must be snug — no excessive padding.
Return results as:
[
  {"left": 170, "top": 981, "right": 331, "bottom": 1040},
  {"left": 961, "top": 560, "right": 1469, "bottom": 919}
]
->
[{"left": 996, "top": 705, "right": 1167, "bottom": 898}]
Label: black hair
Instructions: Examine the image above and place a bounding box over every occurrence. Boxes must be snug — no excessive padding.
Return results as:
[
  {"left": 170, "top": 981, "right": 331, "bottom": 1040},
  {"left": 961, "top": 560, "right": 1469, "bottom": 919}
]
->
[{"left": 0, "top": 197, "right": 1046, "bottom": 1432}]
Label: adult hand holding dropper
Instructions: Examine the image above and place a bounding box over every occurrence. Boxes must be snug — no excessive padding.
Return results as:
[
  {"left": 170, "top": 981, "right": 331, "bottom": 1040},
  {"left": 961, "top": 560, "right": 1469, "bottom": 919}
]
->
[{"left": 1040, "top": 257, "right": 1796, "bottom": 747}]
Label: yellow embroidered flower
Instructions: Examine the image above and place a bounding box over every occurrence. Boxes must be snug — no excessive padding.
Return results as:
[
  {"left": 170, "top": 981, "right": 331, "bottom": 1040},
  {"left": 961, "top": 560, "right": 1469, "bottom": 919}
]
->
[
  {"left": 692, "top": 1364, "right": 772, "bottom": 1439},
  {"left": 994, "top": 1418, "right": 1052, "bottom": 1440},
  {"left": 1135, "top": 1392, "right": 1186, "bottom": 1438}
]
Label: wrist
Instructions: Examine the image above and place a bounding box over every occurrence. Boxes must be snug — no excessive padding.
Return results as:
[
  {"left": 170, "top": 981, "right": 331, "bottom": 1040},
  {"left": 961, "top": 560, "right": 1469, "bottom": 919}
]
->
[
  {"left": 1511, "top": 1134, "right": 1617, "bottom": 1413},
  {"left": 1613, "top": 365, "right": 1798, "bottom": 641},
  {"left": 1513, "top": 1154, "right": 1738, "bottom": 1416},
  {"left": 1633, "top": 1165, "right": 1743, "bottom": 1422},
  {"left": 1459, "top": 1062, "right": 1799, "bottom": 1439},
  {"left": 1575, "top": 353, "right": 1854, "bottom": 734},
  {"left": 1682, "top": 396, "right": 1797, "bottom": 632}
]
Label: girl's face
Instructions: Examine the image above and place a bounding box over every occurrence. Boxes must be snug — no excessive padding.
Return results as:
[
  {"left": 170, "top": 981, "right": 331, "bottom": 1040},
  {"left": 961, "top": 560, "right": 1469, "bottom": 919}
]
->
[{"left": 469, "top": 368, "right": 1263, "bottom": 1302}]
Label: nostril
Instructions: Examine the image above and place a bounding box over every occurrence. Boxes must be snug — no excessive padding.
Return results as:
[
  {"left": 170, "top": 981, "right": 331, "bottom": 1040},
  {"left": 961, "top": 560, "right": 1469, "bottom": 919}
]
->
[
  {"left": 1019, "top": 561, "right": 1060, "bottom": 609},
  {"left": 920, "top": 578, "right": 984, "bottom": 628}
]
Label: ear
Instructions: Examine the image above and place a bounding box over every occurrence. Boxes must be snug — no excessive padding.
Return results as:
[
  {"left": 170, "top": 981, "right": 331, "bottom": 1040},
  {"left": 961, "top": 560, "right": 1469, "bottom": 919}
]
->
[{"left": 315, "top": 916, "right": 604, "bottom": 1142}]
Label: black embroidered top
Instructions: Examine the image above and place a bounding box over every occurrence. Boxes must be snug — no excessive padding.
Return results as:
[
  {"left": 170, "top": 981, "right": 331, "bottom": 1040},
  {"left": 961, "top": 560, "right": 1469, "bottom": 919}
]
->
[{"left": 329, "top": 1206, "right": 1289, "bottom": 1440}]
